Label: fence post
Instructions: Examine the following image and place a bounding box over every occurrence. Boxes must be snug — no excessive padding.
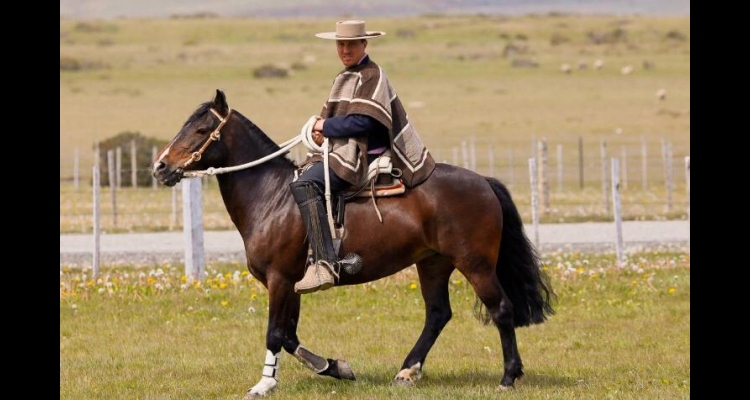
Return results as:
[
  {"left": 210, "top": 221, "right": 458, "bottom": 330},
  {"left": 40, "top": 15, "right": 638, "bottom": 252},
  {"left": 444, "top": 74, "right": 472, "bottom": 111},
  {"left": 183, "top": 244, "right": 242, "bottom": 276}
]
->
[
  {"left": 600, "top": 141, "right": 609, "bottom": 214},
  {"left": 556, "top": 144, "right": 563, "bottom": 193},
  {"left": 611, "top": 158, "right": 624, "bottom": 267},
  {"left": 107, "top": 150, "right": 117, "bottom": 228},
  {"left": 528, "top": 158, "right": 540, "bottom": 248},
  {"left": 131, "top": 139, "right": 138, "bottom": 188},
  {"left": 666, "top": 142, "right": 674, "bottom": 212},
  {"left": 116, "top": 146, "right": 122, "bottom": 189},
  {"left": 92, "top": 164, "right": 101, "bottom": 280},
  {"left": 537, "top": 139, "right": 550, "bottom": 214},
  {"left": 641, "top": 136, "right": 648, "bottom": 190},
  {"left": 182, "top": 178, "right": 206, "bottom": 282}
]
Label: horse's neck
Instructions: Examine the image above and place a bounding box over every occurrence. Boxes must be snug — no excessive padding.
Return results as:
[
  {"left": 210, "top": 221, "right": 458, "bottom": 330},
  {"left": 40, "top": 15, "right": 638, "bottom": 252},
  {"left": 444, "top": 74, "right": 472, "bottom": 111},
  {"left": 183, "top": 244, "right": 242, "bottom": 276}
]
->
[{"left": 217, "top": 118, "right": 298, "bottom": 234}]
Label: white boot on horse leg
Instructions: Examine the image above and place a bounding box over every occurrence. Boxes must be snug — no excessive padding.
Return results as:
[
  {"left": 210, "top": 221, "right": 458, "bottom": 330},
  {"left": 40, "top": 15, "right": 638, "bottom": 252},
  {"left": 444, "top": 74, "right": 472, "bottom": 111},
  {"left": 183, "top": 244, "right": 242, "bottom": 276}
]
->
[
  {"left": 245, "top": 350, "right": 280, "bottom": 398},
  {"left": 392, "top": 362, "right": 423, "bottom": 386}
]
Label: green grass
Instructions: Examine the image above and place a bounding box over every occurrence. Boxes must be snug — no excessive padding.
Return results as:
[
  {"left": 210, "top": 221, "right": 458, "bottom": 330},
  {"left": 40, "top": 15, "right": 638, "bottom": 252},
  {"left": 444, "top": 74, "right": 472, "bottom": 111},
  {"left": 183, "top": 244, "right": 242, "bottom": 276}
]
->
[
  {"left": 60, "top": 250, "right": 690, "bottom": 399},
  {"left": 60, "top": 14, "right": 690, "bottom": 232},
  {"left": 60, "top": 14, "right": 690, "bottom": 183}
]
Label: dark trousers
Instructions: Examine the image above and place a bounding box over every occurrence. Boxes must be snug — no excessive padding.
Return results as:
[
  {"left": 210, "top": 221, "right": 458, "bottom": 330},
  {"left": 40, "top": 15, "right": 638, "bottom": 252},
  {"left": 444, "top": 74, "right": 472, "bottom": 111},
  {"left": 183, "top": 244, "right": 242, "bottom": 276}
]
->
[
  {"left": 296, "top": 161, "right": 350, "bottom": 193},
  {"left": 297, "top": 154, "right": 381, "bottom": 193}
]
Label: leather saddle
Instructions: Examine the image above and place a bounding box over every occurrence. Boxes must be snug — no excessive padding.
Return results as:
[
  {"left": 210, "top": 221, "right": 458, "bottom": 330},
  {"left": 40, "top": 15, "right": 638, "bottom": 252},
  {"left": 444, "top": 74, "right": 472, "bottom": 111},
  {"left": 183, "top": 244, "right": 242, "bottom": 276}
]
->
[{"left": 343, "top": 150, "right": 405, "bottom": 198}]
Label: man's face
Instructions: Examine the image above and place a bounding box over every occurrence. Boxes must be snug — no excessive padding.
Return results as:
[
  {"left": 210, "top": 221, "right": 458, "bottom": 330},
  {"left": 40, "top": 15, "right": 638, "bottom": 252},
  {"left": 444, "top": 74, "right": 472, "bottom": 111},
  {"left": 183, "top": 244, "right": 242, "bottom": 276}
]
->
[{"left": 337, "top": 39, "right": 367, "bottom": 68}]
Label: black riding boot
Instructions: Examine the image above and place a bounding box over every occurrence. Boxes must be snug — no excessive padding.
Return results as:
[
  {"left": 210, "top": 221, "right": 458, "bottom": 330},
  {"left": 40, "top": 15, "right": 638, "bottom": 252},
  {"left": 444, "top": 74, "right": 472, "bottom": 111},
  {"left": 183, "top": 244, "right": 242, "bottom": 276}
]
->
[{"left": 289, "top": 180, "right": 339, "bottom": 294}]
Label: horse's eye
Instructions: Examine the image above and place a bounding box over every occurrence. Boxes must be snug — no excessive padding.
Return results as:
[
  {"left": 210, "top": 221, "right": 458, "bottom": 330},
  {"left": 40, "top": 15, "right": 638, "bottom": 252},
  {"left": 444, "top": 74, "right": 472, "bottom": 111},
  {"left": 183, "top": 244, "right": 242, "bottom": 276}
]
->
[{"left": 196, "top": 127, "right": 211, "bottom": 135}]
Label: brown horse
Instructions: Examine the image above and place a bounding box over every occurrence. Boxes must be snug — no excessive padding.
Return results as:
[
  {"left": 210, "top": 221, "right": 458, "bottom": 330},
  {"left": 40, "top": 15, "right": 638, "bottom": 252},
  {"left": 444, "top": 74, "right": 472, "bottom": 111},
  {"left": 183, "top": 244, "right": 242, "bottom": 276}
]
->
[{"left": 152, "top": 89, "right": 555, "bottom": 398}]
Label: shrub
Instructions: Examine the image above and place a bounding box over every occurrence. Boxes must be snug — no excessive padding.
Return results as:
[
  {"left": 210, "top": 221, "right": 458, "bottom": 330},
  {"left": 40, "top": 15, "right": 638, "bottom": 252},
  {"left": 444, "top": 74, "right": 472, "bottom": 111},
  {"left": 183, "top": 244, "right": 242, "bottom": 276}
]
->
[
  {"left": 95, "top": 132, "right": 168, "bottom": 187},
  {"left": 253, "top": 64, "right": 289, "bottom": 78}
]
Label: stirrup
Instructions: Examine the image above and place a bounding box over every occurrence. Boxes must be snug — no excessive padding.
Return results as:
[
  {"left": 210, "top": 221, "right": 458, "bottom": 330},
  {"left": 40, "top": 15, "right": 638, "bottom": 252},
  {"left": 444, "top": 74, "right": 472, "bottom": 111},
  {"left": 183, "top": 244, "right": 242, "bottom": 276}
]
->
[{"left": 294, "top": 261, "right": 339, "bottom": 294}]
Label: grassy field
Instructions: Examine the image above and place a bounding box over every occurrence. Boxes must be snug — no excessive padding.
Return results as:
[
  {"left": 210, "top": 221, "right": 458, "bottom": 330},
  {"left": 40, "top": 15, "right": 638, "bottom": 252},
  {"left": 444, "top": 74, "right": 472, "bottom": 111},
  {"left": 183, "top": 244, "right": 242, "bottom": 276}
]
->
[
  {"left": 60, "top": 13, "right": 690, "bottom": 182},
  {"left": 60, "top": 13, "right": 689, "bottom": 232},
  {"left": 60, "top": 15, "right": 690, "bottom": 398},
  {"left": 60, "top": 250, "right": 690, "bottom": 399}
]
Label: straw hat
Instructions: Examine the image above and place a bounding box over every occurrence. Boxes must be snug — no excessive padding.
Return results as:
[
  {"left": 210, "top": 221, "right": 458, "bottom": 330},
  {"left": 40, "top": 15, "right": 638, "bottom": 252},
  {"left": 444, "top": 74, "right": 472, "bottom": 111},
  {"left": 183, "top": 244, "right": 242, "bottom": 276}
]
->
[{"left": 315, "top": 20, "right": 386, "bottom": 40}]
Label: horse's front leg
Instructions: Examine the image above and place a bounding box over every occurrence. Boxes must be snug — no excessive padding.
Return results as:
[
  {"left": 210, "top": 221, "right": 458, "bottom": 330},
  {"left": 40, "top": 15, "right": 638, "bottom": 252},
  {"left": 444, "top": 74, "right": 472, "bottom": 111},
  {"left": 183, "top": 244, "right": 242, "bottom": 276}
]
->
[
  {"left": 244, "top": 275, "right": 300, "bottom": 398},
  {"left": 244, "top": 275, "right": 354, "bottom": 398}
]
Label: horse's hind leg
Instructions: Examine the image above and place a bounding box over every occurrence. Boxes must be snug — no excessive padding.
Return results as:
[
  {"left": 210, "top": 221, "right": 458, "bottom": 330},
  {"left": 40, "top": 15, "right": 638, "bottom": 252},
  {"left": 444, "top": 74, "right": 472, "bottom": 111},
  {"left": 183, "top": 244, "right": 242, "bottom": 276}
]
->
[
  {"left": 462, "top": 269, "right": 524, "bottom": 389},
  {"left": 393, "top": 258, "right": 455, "bottom": 387}
]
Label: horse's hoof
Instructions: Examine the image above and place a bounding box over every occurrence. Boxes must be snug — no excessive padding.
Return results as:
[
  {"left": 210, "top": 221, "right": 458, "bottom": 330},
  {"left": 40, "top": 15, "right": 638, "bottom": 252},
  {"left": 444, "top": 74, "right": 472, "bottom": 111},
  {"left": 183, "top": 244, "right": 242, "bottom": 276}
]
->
[
  {"left": 392, "top": 378, "right": 415, "bottom": 387},
  {"left": 496, "top": 384, "right": 513, "bottom": 391},
  {"left": 335, "top": 359, "right": 356, "bottom": 380},
  {"left": 392, "top": 362, "right": 422, "bottom": 387},
  {"left": 245, "top": 377, "right": 277, "bottom": 398}
]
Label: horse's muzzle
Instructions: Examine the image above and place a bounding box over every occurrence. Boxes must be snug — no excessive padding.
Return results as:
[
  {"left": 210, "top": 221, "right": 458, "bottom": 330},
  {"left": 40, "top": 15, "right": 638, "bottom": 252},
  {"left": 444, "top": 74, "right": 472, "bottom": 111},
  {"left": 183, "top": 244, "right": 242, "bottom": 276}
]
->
[{"left": 152, "top": 163, "right": 184, "bottom": 187}]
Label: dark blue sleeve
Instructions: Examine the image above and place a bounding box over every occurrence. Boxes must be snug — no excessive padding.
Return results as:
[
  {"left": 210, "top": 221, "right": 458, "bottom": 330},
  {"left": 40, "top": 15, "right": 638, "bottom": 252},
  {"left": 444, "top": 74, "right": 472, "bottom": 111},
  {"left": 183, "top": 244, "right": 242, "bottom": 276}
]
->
[{"left": 322, "top": 114, "right": 382, "bottom": 138}]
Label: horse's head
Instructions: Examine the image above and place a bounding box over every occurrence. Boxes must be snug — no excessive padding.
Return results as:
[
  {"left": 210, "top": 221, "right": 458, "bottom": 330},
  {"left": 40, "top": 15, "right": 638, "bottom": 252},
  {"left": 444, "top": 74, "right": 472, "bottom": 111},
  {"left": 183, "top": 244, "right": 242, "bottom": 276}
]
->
[{"left": 152, "top": 89, "right": 232, "bottom": 186}]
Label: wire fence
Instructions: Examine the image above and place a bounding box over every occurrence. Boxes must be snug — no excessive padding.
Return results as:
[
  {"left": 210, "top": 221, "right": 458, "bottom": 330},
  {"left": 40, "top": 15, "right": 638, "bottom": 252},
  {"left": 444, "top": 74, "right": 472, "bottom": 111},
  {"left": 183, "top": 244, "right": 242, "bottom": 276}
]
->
[{"left": 60, "top": 137, "right": 690, "bottom": 234}]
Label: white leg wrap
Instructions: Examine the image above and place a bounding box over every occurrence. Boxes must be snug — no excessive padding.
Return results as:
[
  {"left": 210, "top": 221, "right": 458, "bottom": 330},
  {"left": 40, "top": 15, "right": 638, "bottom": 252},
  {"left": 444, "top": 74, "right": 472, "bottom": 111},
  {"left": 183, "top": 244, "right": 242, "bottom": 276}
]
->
[
  {"left": 247, "top": 350, "right": 280, "bottom": 397},
  {"left": 262, "top": 349, "right": 281, "bottom": 379}
]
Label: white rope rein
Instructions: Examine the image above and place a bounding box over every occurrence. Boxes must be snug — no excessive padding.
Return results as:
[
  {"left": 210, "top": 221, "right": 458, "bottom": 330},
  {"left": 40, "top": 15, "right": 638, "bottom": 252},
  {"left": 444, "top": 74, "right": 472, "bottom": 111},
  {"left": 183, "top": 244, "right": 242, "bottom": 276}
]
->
[
  {"left": 182, "top": 113, "right": 339, "bottom": 237},
  {"left": 183, "top": 115, "right": 324, "bottom": 178}
]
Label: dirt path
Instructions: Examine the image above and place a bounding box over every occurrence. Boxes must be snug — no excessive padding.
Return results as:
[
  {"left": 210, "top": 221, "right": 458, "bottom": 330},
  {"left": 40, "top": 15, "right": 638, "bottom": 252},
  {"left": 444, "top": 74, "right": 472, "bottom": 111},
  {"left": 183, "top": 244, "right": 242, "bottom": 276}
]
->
[{"left": 60, "top": 220, "right": 689, "bottom": 267}]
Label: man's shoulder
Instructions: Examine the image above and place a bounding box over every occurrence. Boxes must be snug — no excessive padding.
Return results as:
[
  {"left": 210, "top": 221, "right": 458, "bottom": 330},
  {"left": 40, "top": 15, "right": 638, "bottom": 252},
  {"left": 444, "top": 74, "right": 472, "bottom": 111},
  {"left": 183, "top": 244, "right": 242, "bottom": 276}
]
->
[{"left": 358, "top": 60, "right": 387, "bottom": 81}]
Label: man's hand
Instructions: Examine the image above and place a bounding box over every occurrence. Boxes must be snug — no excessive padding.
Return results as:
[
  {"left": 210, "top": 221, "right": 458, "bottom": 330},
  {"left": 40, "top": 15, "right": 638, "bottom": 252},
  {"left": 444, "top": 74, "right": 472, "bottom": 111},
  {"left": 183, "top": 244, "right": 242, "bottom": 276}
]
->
[{"left": 312, "top": 130, "right": 324, "bottom": 146}]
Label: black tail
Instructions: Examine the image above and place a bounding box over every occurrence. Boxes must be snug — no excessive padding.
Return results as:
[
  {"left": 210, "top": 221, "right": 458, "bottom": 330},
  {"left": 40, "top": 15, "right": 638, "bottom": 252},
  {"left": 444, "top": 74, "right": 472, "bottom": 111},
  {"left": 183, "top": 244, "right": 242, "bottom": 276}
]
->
[{"left": 475, "top": 177, "right": 556, "bottom": 327}]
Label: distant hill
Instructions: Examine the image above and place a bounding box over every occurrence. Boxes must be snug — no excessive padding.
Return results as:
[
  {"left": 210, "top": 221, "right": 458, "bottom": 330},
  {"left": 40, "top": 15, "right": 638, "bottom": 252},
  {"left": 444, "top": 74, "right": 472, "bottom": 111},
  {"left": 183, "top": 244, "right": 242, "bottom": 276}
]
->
[{"left": 60, "top": 0, "right": 690, "bottom": 20}]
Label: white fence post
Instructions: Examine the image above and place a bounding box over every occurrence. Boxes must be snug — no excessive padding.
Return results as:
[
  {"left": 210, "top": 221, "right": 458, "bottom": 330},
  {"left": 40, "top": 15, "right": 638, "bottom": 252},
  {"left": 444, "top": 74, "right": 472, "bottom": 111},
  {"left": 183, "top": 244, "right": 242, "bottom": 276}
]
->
[
  {"left": 92, "top": 164, "right": 101, "bottom": 279},
  {"left": 641, "top": 137, "right": 648, "bottom": 190},
  {"left": 611, "top": 158, "right": 624, "bottom": 268},
  {"left": 116, "top": 146, "right": 122, "bottom": 189},
  {"left": 528, "top": 158, "right": 540, "bottom": 248},
  {"left": 182, "top": 178, "right": 206, "bottom": 282},
  {"left": 538, "top": 139, "right": 549, "bottom": 214},
  {"left": 107, "top": 150, "right": 117, "bottom": 228},
  {"left": 131, "top": 139, "right": 138, "bottom": 188},
  {"left": 556, "top": 144, "right": 563, "bottom": 193},
  {"left": 666, "top": 142, "right": 674, "bottom": 212}
]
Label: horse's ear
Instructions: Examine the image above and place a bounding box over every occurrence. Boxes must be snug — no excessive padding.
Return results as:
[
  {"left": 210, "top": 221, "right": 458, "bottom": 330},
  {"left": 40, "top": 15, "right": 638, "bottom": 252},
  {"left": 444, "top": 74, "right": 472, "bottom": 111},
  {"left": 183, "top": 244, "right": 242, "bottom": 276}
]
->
[{"left": 213, "top": 89, "right": 228, "bottom": 113}]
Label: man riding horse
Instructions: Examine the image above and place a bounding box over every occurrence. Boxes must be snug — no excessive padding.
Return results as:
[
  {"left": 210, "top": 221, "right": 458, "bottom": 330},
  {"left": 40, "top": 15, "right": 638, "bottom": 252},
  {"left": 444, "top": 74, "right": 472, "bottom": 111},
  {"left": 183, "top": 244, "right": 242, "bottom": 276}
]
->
[{"left": 291, "top": 20, "right": 436, "bottom": 294}]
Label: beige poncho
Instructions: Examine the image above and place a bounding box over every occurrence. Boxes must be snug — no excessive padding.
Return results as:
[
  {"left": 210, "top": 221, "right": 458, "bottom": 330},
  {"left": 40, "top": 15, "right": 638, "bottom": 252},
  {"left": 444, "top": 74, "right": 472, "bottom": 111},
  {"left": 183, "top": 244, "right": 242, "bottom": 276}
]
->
[{"left": 308, "top": 58, "right": 435, "bottom": 188}]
